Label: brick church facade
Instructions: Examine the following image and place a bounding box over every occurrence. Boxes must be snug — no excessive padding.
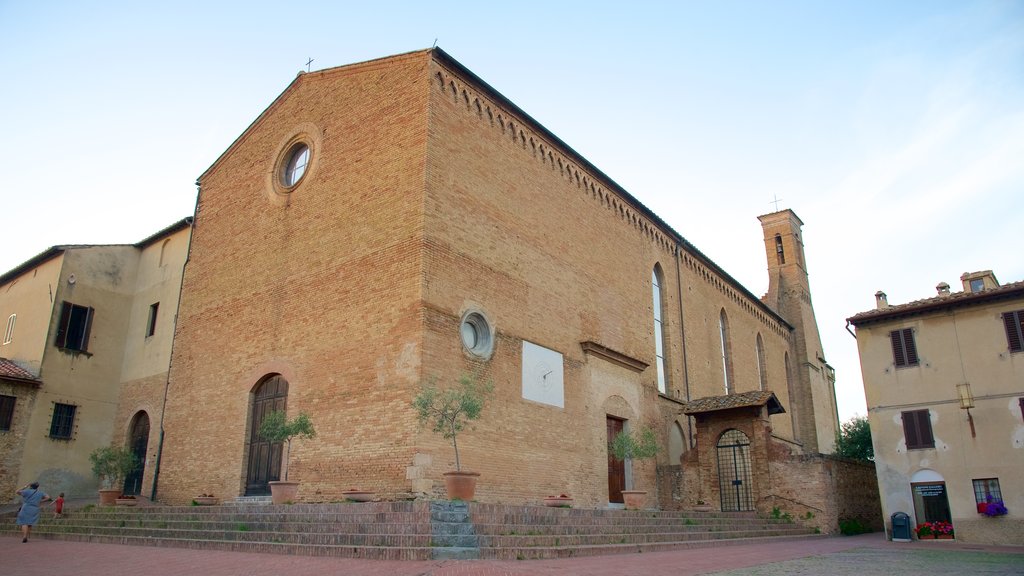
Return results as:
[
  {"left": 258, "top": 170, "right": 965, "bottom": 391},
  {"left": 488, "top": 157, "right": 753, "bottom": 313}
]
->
[{"left": 137, "top": 49, "right": 863, "bottom": 524}]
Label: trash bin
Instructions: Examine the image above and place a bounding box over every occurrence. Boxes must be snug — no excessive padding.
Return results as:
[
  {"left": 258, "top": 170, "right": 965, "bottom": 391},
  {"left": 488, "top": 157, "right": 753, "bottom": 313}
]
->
[{"left": 891, "top": 511, "right": 912, "bottom": 542}]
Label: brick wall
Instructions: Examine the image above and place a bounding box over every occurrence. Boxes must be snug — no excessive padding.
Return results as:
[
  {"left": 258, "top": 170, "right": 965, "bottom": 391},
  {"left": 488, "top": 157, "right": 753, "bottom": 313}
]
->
[{"left": 156, "top": 49, "right": 827, "bottom": 507}]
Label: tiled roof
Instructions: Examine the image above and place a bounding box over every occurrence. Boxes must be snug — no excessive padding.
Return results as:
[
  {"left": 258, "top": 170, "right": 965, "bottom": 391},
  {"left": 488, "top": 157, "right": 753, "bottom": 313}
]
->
[
  {"left": 680, "top": 390, "right": 784, "bottom": 415},
  {"left": 0, "top": 358, "right": 40, "bottom": 384},
  {"left": 848, "top": 280, "right": 1024, "bottom": 326}
]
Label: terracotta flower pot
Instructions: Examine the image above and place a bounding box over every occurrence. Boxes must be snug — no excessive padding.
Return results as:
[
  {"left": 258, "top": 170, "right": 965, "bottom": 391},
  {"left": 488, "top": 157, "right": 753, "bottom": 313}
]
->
[
  {"left": 98, "top": 489, "right": 121, "bottom": 506},
  {"left": 443, "top": 471, "right": 480, "bottom": 501},
  {"left": 621, "top": 490, "right": 648, "bottom": 510},
  {"left": 194, "top": 496, "right": 218, "bottom": 506},
  {"left": 268, "top": 481, "right": 300, "bottom": 505}
]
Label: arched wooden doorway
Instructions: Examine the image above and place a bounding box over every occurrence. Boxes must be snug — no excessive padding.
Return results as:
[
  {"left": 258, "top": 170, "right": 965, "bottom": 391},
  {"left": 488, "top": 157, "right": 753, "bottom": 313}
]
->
[
  {"left": 717, "top": 429, "right": 753, "bottom": 511},
  {"left": 122, "top": 411, "right": 149, "bottom": 496},
  {"left": 245, "top": 375, "right": 288, "bottom": 496}
]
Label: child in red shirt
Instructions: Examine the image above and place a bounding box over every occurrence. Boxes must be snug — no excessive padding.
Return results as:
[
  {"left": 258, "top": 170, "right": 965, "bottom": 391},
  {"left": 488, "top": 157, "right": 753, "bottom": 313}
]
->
[{"left": 52, "top": 493, "right": 64, "bottom": 519}]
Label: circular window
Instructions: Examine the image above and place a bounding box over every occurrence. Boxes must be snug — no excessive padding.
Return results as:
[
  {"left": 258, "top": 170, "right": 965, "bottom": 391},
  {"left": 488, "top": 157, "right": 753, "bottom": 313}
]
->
[
  {"left": 460, "top": 312, "right": 493, "bottom": 358},
  {"left": 281, "top": 143, "right": 310, "bottom": 187}
]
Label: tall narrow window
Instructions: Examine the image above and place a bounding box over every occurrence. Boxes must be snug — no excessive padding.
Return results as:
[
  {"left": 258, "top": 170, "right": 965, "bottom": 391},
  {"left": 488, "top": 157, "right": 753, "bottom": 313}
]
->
[
  {"left": 652, "top": 267, "right": 668, "bottom": 394},
  {"left": 0, "top": 395, "right": 15, "bottom": 431},
  {"left": 755, "top": 333, "right": 767, "bottom": 391},
  {"left": 890, "top": 328, "right": 919, "bottom": 367},
  {"left": 49, "top": 403, "right": 76, "bottom": 439},
  {"left": 902, "top": 409, "right": 934, "bottom": 449},
  {"left": 3, "top": 314, "right": 14, "bottom": 344},
  {"left": 159, "top": 238, "right": 171, "bottom": 267},
  {"left": 146, "top": 302, "right": 159, "bottom": 338},
  {"left": 774, "top": 234, "right": 785, "bottom": 264},
  {"left": 719, "top": 309, "right": 732, "bottom": 394},
  {"left": 55, "top": 302, "right": 94, "bottom": 352},
  {"left": 1003, "top": 310, "right": 1023, "bottom": 353},
  {"left": 785, "top": 352, "right": 800, "bottom": 441}
]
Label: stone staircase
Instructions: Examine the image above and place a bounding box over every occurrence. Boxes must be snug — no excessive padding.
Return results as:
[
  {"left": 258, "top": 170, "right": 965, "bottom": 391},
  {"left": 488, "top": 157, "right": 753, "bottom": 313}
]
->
[{"left": 2, "top": 501, "right": 821, "bottom": 560}]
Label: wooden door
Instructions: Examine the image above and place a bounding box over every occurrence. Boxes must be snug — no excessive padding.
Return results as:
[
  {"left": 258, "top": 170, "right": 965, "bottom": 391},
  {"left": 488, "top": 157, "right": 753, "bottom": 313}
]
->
[
  {"left": 607, "top": 416, "right": 625, "bottom": 503},
  {"left": 122, "top": 412, "right": 149, "bottom": 496},
  {"left": 245, "top": 375, "right": 288, "bottom": 496}
]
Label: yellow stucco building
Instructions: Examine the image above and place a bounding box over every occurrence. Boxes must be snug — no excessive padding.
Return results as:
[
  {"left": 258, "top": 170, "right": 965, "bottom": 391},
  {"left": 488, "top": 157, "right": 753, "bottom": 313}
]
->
[{"left": 848, "top": 270, "right": 1024, "bottom": 544}]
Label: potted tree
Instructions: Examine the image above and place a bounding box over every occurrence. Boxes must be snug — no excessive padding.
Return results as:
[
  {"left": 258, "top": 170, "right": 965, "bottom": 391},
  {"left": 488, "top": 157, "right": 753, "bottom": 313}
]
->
[
  {"left": 610, "top": 426, "right": 659, "bottom": 510},
  {"left": 258, "top": 410, "right": 316, "bottom": 505},
  {"left": 412, "top": 373, "right": 493, "bottom": 500},
  {"left": 89, "top": 446, "right": 139, "bottom": 506}
]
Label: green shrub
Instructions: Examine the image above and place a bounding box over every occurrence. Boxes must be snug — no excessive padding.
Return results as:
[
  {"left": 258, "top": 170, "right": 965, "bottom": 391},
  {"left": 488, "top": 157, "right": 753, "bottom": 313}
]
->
[{"left": 839, "top": 518, "right": 869, "bottom": 535}]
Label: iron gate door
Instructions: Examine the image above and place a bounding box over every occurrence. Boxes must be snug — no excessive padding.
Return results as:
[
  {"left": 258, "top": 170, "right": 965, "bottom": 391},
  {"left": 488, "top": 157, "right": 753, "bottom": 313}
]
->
[{"left": 717, "top": 429, "right": 753, "bottom": 511}]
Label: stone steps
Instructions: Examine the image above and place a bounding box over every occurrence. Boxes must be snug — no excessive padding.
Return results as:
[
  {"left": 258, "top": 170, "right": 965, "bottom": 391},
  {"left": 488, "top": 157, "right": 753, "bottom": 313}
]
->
[{"left": 1, "top": 501, "right": 822, "bottom": 560}]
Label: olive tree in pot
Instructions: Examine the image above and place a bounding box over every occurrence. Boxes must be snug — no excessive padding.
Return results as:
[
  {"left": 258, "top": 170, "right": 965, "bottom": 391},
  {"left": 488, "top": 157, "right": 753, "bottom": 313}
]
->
[
  {"left": 258, "top": 411, "right": 316, "bottom": 505},
  {"left": 89, "top": 446, "right": 139, "bottom": 506},
  {"left": 412, "top": 373, "right": 493, "bottom": 500},
  {"left": 610, "top": 426, "right": 659, "bottom": 510}
]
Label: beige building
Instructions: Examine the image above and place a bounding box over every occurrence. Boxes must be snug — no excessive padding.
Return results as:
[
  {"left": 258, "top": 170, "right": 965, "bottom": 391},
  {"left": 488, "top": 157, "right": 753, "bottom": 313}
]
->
[
  {"left": 848, "top": 271, "right": 1024, "bottom": 544},
  {"left": 154, "top": 48, "right": 857, "bottom": 527},
  {"left": 0, "top": 219, "right": 191, "bottom": 500}
]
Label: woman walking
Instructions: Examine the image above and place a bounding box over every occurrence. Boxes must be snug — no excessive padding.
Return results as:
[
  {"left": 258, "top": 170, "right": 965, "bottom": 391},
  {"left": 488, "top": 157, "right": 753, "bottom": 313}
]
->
[{"left": 16, "top": 482, "right": 51, "bottom": 543}]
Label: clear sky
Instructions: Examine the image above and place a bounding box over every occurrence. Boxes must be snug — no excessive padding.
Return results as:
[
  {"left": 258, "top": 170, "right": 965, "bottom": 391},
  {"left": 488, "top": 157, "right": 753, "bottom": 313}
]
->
[{"left": 2, "top": 1, "right": 1022, "bottom": 423}]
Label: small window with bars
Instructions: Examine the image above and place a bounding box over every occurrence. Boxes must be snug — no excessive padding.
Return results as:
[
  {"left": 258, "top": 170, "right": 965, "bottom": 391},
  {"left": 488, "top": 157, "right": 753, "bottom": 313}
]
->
[
  {"left": 902, "top": 409, "right": 934, "bottom": 449},
  {"left": 0, "top": 395, "right": 15, "bottom": 431},
  {"left": 890, "top": 328, "right": 919, "bottom": 368},
  {"left": 1004, "top": 310, "right": 1023, "bottom": 353},
  {"left": 973, "top": 478, "right": 1002, "bottom": 504},
  {"left": 49, "top": 403, "right": 77, "bottom": 439}
]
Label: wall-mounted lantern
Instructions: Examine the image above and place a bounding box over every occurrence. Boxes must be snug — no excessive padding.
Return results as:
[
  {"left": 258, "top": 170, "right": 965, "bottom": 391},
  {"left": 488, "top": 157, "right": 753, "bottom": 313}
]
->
[{"left": 957, "top": 382, "right": 976, "bottom": 437}]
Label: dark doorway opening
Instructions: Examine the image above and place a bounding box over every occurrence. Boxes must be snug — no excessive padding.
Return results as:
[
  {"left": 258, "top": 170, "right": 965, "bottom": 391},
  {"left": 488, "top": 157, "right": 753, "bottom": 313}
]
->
[{"left": 245, "top": 375, "right": 288, "bottom": 496}]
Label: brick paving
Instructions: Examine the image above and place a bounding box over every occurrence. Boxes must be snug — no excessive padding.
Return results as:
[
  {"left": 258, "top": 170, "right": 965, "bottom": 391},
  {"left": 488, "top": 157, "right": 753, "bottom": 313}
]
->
[{"left": 3, "top": 532, "right": 1022, "bottom": 576}]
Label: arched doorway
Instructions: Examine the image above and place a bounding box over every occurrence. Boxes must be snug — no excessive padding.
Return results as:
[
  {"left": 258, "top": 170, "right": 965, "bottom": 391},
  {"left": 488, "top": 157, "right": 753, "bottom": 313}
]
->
[
  {"left": 122, "top": 412, "right": 149, "bottom": 496},
  {"left": 911, "top": 469, "right": 952, "bottom": 529},
  {"left": 717, "top": 429, "right": 753, "bottom": 511},
  {"left": 245, "top": 375, "right": 288, "bottom": 496}
]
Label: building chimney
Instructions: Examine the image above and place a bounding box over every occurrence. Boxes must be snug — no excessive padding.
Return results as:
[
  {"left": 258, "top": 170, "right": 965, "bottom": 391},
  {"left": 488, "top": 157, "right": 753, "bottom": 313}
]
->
[
  {"left": 875, "top": 291, "right": 889, "bottom": 309},
  {"left": 937, "top": 282, "right": 951, "bottom": 297}
]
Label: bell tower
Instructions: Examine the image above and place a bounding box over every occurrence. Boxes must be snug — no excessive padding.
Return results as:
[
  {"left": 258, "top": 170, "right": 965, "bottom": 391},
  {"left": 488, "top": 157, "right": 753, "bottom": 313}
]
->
[{"left": 758, "top": 209, "right": 839, "bottom": 453}]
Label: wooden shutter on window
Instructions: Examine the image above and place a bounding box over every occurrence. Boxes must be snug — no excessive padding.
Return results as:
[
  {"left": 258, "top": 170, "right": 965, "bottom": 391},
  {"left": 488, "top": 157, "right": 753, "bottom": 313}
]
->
[
  {"left": 903, "top": 328, "right": 919, "bottom": 365},
  {"left": 80, "top": 306, "right": 94, "bottom": 351},
  {"left": 1004, "top": 311, "right": 1024, "bottom": 353},
  {"left": 55, "top": 301, "right": 72, "bottom": 348},
  {"left": 903, "top": 409, "right": 933, "bottom": 449},
  {"left": 890, "top": 330, "right": 906, "bottom": 366}
]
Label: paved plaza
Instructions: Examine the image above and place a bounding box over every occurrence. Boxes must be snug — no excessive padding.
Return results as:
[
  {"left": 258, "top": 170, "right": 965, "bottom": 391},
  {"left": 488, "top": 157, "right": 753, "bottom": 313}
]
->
[{"left": 3, "top": 532, "right": 1023, "bottom": 576}]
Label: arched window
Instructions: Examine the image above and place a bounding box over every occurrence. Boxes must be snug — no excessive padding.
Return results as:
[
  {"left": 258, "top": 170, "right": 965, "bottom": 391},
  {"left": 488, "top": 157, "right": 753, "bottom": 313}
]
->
[
  {"left": 159, "top": 239, "right": 171, "bottom": 267},
  {"left": 774, "top": 234, "right": 785, "bottom": 264},
  {"left": 668, "top": 421, "right": 686, "bottom": 465},
  {"left": 719, "top": 309, "right": 733, "bottom": 394},
  {"left": 755, "top": 333, "right": 767, "bottom": 391},
  {"left": 652, "top": 266, "right": 668, "bottom": 394}
]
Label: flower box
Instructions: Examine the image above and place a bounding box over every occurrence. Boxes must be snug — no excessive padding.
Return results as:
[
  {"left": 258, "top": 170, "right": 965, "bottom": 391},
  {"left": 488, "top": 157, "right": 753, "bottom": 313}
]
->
[{"left": 194, "top": 496, "right": 218, "bottom": 506}]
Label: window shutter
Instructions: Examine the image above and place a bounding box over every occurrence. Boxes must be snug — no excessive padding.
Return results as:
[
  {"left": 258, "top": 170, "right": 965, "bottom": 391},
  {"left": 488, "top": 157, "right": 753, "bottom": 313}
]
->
[
  {"left": 55, "top": 301, "right": 72, "bottom": 348},
  {"left": 902, "top": 411, "right": 919, "bottom": 448},
  {"left": 917, "top": 410, "right": 934, "bottom": 447},
  {"left": 1005, "top": 311, "right": 1023, "bottom": 353},
  {"left": 891, "top": 330, "right": 907, "bottom": 366},
  {"left": 80, "top": 306, "right": 94, "bottom": 352},
  {"left": 903, "top": 328, "right": 919, "bottom": 365}
]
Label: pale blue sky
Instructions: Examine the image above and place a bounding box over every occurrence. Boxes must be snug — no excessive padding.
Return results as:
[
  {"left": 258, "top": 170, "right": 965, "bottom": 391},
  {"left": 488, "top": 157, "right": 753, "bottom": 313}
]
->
[{"left": 2, "top": 1, "right": 1022, "bottom": 421}]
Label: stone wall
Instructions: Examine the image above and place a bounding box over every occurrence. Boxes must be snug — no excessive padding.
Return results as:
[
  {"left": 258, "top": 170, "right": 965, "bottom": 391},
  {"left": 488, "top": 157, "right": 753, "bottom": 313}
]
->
[
  {"left": 0, "top": 381, "right": 37, "bottom": 502},
  {"left": 766, "top": 441, "right": 882, "bottom": 534}
]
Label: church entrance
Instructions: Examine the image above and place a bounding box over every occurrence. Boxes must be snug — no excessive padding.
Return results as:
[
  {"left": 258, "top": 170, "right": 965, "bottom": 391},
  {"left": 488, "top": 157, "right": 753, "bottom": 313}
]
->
[
  {"left": 717, "top": 429, "right": 753, "bottom": 511},
  {"left": 122, "top": 411, "right": 149, "bottom": 496},
  {"left": 245, "top": 375, "right": 288, "bottom": 496},
  {"left": 607, "top": 416, "right": 626, "bottom": 504}
]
